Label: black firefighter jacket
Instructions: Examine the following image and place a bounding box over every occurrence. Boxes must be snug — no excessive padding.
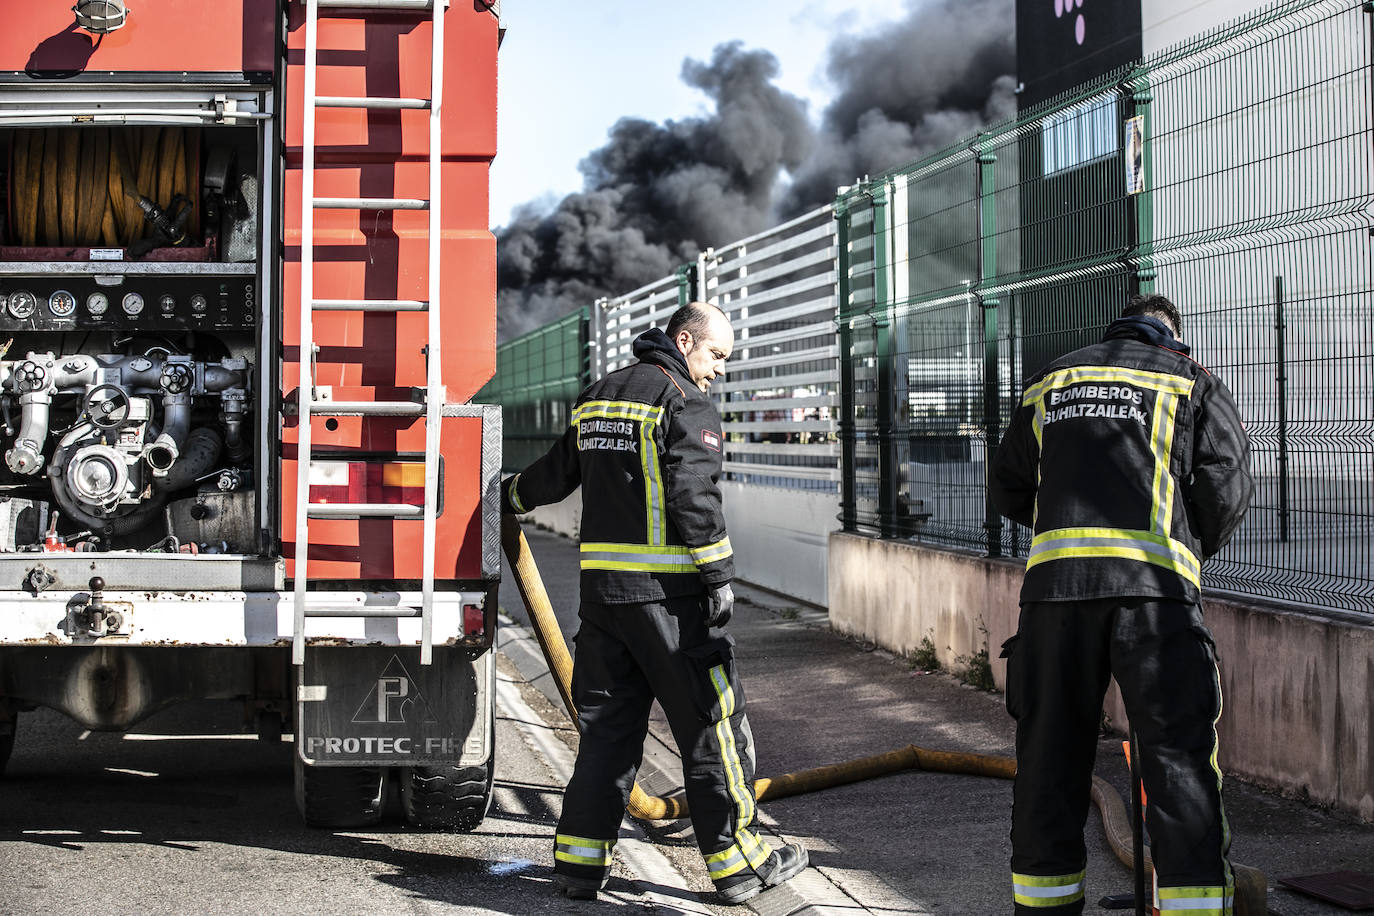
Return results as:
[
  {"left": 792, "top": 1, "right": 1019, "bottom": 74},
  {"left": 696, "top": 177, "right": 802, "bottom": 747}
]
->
[
  {"left": 991, "top": 315, "right": 1253, "bottom": 604},
  {"left": 501, "top": 328, "right": 734, "bottom": 604}
]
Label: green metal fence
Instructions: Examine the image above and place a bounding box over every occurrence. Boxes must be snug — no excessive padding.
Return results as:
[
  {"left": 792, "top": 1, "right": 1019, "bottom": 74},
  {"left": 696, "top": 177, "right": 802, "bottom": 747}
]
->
[
  {"left": 837, "top": 0, "right": 1374, "bottom": 615},
  {"left": 476, "top": 308, "right": 589, "bottom": 473}
]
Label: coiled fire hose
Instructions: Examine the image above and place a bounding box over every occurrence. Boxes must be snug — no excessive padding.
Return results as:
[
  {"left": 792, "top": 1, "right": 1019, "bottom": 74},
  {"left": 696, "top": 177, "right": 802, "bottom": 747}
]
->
[
  {"left": 502, "top": 516, "right": 1266, "bottom": 913},
  {"left": 9, "top": 126, "right": 198, "bottom": 248}
]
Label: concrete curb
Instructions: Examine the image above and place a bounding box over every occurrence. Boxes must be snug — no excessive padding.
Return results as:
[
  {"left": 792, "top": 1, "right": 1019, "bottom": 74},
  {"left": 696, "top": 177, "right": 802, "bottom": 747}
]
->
[{"left": 495, "top": 614, "right": 870, "bottom": 916}]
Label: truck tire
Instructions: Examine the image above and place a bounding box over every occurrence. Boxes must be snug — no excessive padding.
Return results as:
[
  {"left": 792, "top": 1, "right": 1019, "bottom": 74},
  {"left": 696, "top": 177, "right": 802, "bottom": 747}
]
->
[
  {"left": 294, "top": 755, "right": 387, "bottom": 828},
  {"left": 399, "top": 752, "right": 495, "bottom": 830}
]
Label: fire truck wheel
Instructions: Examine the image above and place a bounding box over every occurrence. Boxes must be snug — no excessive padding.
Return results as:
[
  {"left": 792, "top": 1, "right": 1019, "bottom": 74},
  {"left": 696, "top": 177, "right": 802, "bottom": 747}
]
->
[
  {"left": 293, "top": 755, "right": 387, "bottom": 828},
  {"left": 398, "top": 752, "right": 495, "bottom": 831}
]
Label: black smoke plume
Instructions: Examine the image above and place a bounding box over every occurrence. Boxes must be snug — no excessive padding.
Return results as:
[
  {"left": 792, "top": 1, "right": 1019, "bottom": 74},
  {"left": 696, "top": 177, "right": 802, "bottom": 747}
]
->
[
  {"left": 781, "top": 0, "right": 1016, "bottom": 214},
  {"left": 495, "top": 43, "right": 811, "bottom": 340},
  {"left": 497, "top": 0, "right": 1013, "bottom": 340}
]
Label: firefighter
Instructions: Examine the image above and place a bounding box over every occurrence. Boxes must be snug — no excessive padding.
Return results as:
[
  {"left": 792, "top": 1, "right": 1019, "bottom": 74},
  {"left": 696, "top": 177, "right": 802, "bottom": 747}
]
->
[
  {"left": 990, "top": 294, "right": 1252, "bottom": 915},
  {"left": 500, "top": 301, "right": 808, "bottom": 904}
]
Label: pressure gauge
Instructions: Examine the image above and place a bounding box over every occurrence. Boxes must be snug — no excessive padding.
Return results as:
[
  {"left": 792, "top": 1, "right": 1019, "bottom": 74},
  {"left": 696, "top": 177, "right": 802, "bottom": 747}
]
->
[
  {"left": 48, "top": 289, "right": 77, "bottom": 317},
  {"left": 86, "top": 292, "right": 109, "bottom": 316},
  {"left": 189, "top": 294, "right": 208, "bottom": 313},
  {"left": 6, "top": 290, "right": 38, "bottom": 319},
  {"left": 121, "top": 292, "right": 144, "bottom": 316},
  {"left": 158, "top": 294, "right": 176, "bottom": 314}
]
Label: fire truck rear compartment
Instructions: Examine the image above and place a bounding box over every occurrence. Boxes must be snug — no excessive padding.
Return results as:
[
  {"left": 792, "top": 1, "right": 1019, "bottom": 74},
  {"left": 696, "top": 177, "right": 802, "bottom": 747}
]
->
[{"left": 0, "top": 122, "right": 264, "bottom": 557}]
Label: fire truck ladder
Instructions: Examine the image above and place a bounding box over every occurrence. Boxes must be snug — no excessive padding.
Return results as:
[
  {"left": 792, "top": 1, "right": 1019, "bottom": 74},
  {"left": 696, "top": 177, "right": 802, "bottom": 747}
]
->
[{"left": 292, "top": 0, "right": 447, "bottom": 666}]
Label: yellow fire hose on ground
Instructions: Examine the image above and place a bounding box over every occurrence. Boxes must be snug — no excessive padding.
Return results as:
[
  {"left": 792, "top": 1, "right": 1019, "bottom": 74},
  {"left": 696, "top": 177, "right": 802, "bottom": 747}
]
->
[{"left": 502, "top": 517, "right": 1266, "bottom": 913}]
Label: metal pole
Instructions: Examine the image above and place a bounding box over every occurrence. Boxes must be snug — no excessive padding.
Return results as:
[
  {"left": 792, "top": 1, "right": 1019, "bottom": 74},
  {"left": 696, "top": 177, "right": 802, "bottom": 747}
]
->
[
  {"left": 588, "top": 300, "right": 603, "bottom": 384},
  {"left": 675, "top": 263, "right": 692, "bottom": 308},
  {"left": 872, "top": 183, "right": 898, "bottom": 538},
  {"left": 1125, "top": 68, "right": 1156, "bottom": 296},
  {"left": 1275, "top": 275, "right": 1289, "bottom": 543},
  {"left": 976, "top": 144, "right": 1003, "bottom": 558},
  {"left": 836, "top": 203, "right": 858, "bottom": 532}
]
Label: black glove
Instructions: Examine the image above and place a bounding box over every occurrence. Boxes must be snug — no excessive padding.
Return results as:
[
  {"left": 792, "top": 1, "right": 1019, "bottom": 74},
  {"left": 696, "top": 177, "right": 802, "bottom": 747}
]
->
[
  {"left": 705, "top": 584, "right": 734, "bottom": 628},
  {"left": 499, "top": 476, "right": 520, "bottom": 515}
]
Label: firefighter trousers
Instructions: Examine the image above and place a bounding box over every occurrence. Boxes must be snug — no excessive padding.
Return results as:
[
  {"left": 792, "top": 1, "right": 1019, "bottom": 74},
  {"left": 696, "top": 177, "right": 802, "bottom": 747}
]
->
[
  {"left": 1003, "top": 598, "right": 1232, "bottom": 915},
  {"left": 552, "top": 595, "right": 773, "bottom": 890}
]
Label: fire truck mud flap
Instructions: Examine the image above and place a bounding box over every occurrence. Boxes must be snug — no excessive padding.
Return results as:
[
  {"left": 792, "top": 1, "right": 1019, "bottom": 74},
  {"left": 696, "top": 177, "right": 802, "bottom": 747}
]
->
[{"left": 295, "top": 645, "right": 494, "bottom": 769}]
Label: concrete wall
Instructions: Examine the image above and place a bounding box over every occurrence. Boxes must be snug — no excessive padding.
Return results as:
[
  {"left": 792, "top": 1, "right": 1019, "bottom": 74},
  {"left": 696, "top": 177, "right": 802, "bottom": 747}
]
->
[
  {"left": 721, "top": 483, "right": 835, "bottom": 608},
  {"left": 828, "top": 533, "right": 1025, "bottom": 686},
  {"left": 828, "top": 532, "right": 1374, "bottom": 822},
  {"left": 521, "top": 484, "right": 835, "bottom": 608}
]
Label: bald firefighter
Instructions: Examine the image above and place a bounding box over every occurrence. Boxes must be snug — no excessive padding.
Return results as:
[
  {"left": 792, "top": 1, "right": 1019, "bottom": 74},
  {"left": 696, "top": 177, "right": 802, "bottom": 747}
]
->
[
  {"left": 991, "top": 294, "right": 1252, "bottom": 915},
  {"left": 501, "top": 301, "right": 807, "bottom": 904}
]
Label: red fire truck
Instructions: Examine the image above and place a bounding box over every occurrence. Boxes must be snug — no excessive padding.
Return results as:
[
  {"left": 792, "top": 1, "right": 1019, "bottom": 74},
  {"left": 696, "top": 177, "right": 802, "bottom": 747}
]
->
[{"left": 0, "top": 0, "right": 502, "bottom": 829}]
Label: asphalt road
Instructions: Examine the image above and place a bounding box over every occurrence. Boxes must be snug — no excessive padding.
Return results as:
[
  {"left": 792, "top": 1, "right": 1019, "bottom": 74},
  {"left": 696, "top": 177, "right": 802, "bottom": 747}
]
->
[{"left": 0, "top": 655, "right": 726, "bottom": 916}]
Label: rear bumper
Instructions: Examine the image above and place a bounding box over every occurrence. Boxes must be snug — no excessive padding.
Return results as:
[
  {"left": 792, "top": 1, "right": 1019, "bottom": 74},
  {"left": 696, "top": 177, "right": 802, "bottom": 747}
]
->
[{"left": 0, "top": 588, "right": 491, "bottom": 649}]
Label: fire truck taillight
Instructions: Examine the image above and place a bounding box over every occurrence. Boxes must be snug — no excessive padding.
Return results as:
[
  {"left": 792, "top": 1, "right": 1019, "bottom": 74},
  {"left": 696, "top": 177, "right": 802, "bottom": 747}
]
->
[
  {"left": 308, "top": 460, "right": 428, "bottom": 507},
  {"left": 463, "top": 605, "right": 485, "bottom": 639}
]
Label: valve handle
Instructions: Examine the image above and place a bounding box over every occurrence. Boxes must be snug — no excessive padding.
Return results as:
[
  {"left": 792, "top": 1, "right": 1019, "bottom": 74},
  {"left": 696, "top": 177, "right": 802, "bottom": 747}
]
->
[{"left": 83, "top": 384, "right": 132, "bottom": 430}]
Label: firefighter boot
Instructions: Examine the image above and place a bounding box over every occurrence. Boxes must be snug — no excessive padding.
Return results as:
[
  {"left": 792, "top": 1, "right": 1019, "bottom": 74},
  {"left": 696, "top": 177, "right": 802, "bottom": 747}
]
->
[
  {"left": 714, "top": 842, "right": 809, "bottom": 904},
  {"left": 554, "top": 873, "right": 608, "bottom": 901}
]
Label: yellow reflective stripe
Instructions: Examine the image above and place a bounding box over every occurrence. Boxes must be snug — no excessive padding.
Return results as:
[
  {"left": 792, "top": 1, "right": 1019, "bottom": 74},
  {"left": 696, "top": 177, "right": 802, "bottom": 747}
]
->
[
  {"left": 581, "top": 559, "right": 697, "bottom": 573},
  {"left": 1013, "top": 871, "right": 1086, "bottom": 908},
  {"left": 1157, "top": 885, "right": 1233, "bottom": 913},
  {"left": 704, "top": 829, "right": 769, "bottom": 879},
  {"left": 705, "top": 661, "right": 770, "bottom": 876},
  {"left": 579, "top": 542, "right": 698, "bottom": 573},
  {"left": 572, "top": 400, "right": 663, "bottom": 424},
  {"left": 1155, "top": 885, "right": 1234, "bottom": 915},
  {"left": 641, "top": 413, "right": 665, "bottom": 545},
  {"left": 508, "top": 473, "right": 527, "bottom": 514},
  {"left": 689, "top": 537, "right": 732, "bottom": 566},
  {"left": 1031, "top": 545, "right": 1200, "bottom": 587},
  {"left": 706, "top": 846, "right": 748, "bottom": 878},
  {"left": 1149, "top": 391, "right": 1181, "bottom": 536},
  {"left": 554, "top": 834, "right": 615, "bottom": 867},
  {"left": 1028, "top": 527, "right": 1201, "bottom": 586},
  {"left": 1022, "top": 366, "right": 1194, "bottom": 407}
]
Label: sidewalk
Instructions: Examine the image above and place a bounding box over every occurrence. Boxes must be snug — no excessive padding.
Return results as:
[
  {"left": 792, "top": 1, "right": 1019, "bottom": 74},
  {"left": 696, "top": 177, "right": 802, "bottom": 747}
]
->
[{"left": 498, "top": 526, "right": 1374, "bottom": 915}]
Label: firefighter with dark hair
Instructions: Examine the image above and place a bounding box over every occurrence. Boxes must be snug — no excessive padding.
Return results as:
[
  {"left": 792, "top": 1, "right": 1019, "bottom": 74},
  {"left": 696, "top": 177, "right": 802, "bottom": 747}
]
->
[
  {"left": 991, "top": 293, "right": 1253, "bottom": 915},
  {"left": 501, "top": 301, "right": 808, "bottom": 904}
]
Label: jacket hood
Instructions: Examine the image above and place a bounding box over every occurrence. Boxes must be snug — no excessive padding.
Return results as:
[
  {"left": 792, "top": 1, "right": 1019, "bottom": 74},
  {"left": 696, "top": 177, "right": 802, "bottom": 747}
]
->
[
  {"left": 1103, "top": 315, "right": 1191, "bottom": 356},
  {"left": 632, "top": 328, "right": 693, "bottom": 378}
]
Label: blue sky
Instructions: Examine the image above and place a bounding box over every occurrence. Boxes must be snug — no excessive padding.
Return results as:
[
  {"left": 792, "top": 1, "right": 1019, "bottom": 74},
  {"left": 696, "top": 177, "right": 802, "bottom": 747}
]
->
[{"left": 489, "top": 0, "right": 911, "bottom": 229}]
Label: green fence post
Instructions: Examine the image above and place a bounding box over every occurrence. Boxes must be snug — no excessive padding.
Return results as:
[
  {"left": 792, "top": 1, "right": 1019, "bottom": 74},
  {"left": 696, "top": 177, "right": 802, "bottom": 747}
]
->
[
  {"left": 1275, "top": 275, "right": 1290, "bottom": 543},
  {"left": 835, "top": 200, "right": 858, "bottom": 532},
  {"left": 871, "top": 181, "right": 899, "bottom": 539},
  {"left": 675, "top": 263, "right": 693, "bottom": 307},
  {"left": 975, "top": 142, "right": 1003, "bottom": 558},
  {"left": 578, "top": 305, "right": 592, "bottom": 387}
]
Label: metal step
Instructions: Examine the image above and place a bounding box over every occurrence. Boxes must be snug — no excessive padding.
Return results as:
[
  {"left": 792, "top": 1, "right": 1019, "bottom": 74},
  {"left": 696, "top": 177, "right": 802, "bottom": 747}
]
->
[
  {"left": 308, "top": 400, "right": 426, "bottom": 417},
  {"left": 313, "top": 197, "right": 429, "bottom": 210},
  {"left": 302, "top": 606, "right": 422, "bottom": 618},
  {"left": 316, "top": 95, "right": 430, "bottom": 110},
  {"left": 312, "top": 298, "right": 428, "bottom": 312},
  {"left": 306, "top": 503, "right": 425, "bottom": 519}
]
